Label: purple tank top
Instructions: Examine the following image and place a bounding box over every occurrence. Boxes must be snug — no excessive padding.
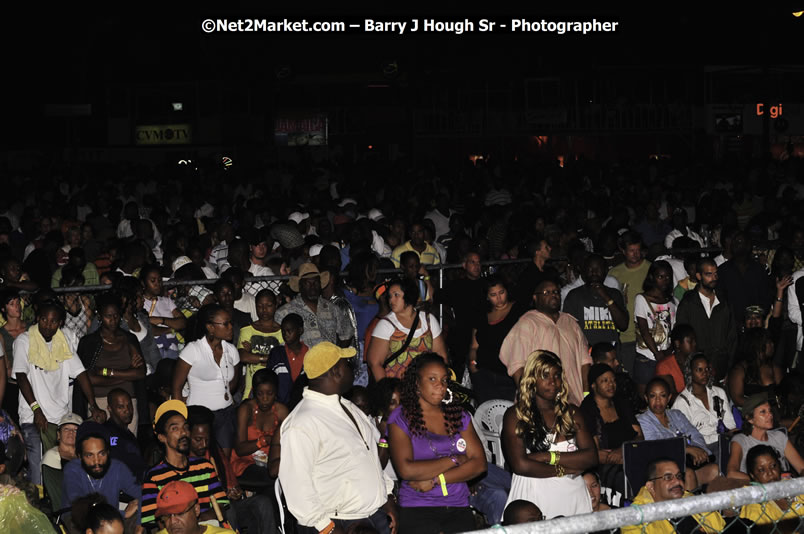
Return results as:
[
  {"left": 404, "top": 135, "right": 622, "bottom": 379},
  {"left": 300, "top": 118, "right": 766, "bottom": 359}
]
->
[{"left": 387, "top": 406, "right": 471, "bottom": 507}]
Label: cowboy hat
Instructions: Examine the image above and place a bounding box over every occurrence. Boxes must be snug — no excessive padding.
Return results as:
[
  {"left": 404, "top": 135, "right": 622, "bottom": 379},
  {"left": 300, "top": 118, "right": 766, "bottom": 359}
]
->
[{"left": 289, "top": 263, "right": 331, "bottom": 292}]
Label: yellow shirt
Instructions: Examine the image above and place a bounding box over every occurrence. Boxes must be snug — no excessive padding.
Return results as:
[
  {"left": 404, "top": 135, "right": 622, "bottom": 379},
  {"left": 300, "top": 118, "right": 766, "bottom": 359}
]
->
[
  {"left": 621, "top": 486, "right": 726, "bottom": 534},
  {"left": 237, "top": 324, "right": 284, "bottom": 398},
  {"left": 157, "top": 526, "right": 235, "bottom": 534},
  {"left": 740, "top": 494, "right": 804, "bottom": 526}
]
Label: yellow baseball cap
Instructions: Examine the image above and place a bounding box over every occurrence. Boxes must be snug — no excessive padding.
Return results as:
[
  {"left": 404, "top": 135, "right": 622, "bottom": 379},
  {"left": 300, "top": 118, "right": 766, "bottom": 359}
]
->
[
  {"left": 154, "top": 399, "right": 188, "bottom": 430},
  {"left": 304, "top": 342, "right": 357, "bottom": 379}
]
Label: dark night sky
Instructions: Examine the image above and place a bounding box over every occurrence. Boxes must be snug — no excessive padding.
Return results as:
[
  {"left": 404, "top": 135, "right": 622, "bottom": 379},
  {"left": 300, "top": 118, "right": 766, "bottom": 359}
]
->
[{"left": 3, "top": 6, "right": 801, "bottom": 130}]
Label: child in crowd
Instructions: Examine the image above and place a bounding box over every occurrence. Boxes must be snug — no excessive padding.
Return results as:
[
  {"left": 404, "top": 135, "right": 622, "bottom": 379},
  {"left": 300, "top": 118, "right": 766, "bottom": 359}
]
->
[
  {"left": 238, "top": 289, "right": 283, "bottom": 398},
  {"left": 502, "top": 500, "right": 543, "bottom": 525},
  {"left": 266, "top": 313, "right": 307, "bottom": 406}
]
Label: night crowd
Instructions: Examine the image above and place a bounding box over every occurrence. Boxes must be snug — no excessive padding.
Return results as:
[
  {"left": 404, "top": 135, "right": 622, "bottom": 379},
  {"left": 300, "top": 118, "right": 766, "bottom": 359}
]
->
[{"left": 1, "top": 153, "right": 804, "bottom": 533}]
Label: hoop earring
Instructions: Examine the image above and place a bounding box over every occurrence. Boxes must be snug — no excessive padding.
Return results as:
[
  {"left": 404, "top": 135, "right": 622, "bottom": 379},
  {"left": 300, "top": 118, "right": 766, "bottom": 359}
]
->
[{"left": 442, "top": 388, "right": 454, "bottom": 405}]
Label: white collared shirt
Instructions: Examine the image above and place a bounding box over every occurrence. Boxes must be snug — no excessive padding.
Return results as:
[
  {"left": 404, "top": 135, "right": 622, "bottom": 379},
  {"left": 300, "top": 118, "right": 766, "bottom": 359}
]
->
[
  {"left": 672, "top": 386, "right": 736, "bottom": 446},
  {"left": 698, "top": 290, "right": 720, "bottom": 319},
  {"left": 279, "top": 388, "right": 393, "bottom": 530}
]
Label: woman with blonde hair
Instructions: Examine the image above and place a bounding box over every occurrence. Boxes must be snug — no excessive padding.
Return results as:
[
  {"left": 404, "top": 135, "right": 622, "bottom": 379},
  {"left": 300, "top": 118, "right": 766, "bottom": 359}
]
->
[{"left": 501, "top": 350, "right": 598, "bottom": 519}]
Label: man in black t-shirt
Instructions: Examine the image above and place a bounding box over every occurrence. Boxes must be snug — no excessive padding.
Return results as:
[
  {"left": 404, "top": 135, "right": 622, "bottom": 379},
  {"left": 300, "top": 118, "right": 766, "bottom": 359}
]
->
[{"left": 563, "top": 254, "right": 629, "bottom": 346}]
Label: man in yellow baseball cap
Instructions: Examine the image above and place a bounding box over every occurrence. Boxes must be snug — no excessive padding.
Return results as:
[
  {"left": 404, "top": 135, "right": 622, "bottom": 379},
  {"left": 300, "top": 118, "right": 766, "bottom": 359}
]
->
[{"left": 279, "top": 342, "right": 397, "bottom": 534}]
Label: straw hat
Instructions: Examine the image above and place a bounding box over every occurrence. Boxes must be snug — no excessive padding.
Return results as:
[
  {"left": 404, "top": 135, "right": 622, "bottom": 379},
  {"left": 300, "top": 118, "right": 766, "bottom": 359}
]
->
[{"left": 289, "top": 263, "right": 331, "bottom": 292}]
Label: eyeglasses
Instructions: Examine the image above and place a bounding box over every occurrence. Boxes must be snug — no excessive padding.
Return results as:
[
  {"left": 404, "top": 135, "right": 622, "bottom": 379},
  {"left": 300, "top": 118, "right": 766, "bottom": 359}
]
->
[
  {"left": 648, "top": 472, "right": 684, "bottom": 482},
  {"left": 538, "top": 289, "right": 561, "bottom": 296},
  {"left": 158, "top": 500, "right": 197, "bottom": 522}
]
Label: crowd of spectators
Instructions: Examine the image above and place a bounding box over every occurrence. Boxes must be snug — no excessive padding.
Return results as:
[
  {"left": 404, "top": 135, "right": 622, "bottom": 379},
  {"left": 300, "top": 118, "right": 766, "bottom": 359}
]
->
[{"left": 1, "top": 152, "right": 804, "bottom": 533}]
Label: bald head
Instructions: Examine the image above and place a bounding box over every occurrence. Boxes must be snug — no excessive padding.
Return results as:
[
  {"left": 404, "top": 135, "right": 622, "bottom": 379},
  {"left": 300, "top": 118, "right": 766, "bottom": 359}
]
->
[{"left": 107, "top": 388, "right": 133, "bottom": 428}]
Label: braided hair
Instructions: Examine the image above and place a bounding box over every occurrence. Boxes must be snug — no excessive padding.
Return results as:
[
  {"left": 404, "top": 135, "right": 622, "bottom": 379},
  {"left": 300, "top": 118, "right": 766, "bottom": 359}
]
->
[{"left": 399, "top": 353, "right": 464, "bottom": 437}]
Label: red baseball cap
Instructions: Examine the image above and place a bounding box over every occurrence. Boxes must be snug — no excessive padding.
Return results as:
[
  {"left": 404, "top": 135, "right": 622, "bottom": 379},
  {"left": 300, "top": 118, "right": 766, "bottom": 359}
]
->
[{"left": 156, "top": 480, "right": 198, "bottom": 517}]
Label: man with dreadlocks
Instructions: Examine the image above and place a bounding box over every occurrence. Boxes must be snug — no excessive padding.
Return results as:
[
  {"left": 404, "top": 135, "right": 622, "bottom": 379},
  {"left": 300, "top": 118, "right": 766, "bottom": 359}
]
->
[{"left": 501, "top": 350, "right": 598, "bottom": 520}]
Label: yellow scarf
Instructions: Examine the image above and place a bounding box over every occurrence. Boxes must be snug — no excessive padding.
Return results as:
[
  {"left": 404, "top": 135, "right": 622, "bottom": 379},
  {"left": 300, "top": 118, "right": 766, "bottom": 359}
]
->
[{"left": 27, "top": 325, "right": 73, "bottom": 372}]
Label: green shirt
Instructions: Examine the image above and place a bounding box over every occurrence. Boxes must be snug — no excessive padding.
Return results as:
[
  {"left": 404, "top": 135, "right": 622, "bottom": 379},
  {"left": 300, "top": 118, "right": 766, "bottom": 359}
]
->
[
  {"left": 50, "top": 263, "right": 100, "bottom": 288},
  {"left": 608, "top": 260, "right": 651, "bottom": 343}
]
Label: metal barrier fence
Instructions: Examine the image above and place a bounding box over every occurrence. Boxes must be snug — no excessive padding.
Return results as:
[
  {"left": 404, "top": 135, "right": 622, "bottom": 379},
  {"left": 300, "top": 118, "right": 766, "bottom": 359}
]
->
[
  {"left": 467, "top": 478, "right": 804, "bottom": 534},
  {"left": 46, "top": 259, "right": 537, "bottom": 327},
  {"left": 48, "top": 258, "right": 536, "bottom": 294}
]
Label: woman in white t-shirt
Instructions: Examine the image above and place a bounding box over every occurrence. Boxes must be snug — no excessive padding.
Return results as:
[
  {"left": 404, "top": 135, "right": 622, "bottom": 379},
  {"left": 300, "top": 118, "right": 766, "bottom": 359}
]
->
[
  {"left": 367, "top": 277, "right": 447, "bottom": 381},
  {"left": 634, "top": 260, "right": 676, "bottom": 388},
  {"left": 172, "top": 304, "right": 241, "bottom": 457}
]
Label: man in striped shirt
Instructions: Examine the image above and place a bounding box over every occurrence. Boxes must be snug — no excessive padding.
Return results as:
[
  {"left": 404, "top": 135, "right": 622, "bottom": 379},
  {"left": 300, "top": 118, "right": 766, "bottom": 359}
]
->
[
  {"left": 141, "top": 400, "right": 229, "bottom": 530},
  {"left": 390, "top": 221, "right": 442, "bottom": 268}
]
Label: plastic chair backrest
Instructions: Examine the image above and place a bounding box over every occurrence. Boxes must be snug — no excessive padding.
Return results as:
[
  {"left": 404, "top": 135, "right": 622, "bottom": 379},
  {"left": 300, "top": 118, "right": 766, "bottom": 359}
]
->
[
  {"left": 475, "top": 399, "right": 513, "bottom": 435},
  {"left": 275, "top": 478, "right": 286, "bottom": 534},
  {"left": 623, "top": 436, "right": 686, "bottom": 500},
  {"left": 473, "top": 399, "right": 513, "bottom": 468}
]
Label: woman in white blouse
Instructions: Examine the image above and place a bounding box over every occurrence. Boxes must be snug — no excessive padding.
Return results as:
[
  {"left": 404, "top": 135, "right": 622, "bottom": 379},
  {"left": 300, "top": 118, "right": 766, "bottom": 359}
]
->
[
  {"left": 367, "top": 277, "right": 447, "bottom": 381},
  {"left": 671, "top": 353, "right": 737, "bottom": 453},
  {"left": 172, "top": 304, "right": 241, "bottom": 457}
]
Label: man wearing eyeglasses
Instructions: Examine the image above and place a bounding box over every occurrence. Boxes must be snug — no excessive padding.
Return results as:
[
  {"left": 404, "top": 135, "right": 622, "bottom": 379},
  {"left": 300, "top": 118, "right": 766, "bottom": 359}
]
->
[
  {"left": 500, "top": 278, "right": 592, "bottom": 406},
  {"left": 622, "top": 458, "right": 726, "bottom": 534}
]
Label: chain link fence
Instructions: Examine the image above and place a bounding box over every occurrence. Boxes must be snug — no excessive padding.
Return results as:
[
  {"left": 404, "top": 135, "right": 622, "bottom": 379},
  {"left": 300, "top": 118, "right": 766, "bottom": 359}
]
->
[{"left": 468, "top": 478, "right": 804, "bottom": 534}]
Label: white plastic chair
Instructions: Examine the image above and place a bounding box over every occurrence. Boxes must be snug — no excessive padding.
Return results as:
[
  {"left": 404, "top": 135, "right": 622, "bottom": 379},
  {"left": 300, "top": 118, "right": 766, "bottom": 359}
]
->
[
  {"left": 275, "top": 478, "right": 286, "bottom": 534},
  {"left": 473, "top": 399, "right": 513, "bottom": 468}
]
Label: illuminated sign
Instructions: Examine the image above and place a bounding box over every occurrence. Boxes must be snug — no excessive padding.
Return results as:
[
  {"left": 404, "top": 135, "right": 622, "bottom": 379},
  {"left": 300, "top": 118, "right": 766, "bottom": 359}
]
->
[
  {"left": 274, "top": 115, "right": 328, "bottom": 146},
  {"left": 135, "top": 124, "right": 192, "bottom": 145},
  {"left": 756, "top": 103, "right": 783, "bottom": 118}
]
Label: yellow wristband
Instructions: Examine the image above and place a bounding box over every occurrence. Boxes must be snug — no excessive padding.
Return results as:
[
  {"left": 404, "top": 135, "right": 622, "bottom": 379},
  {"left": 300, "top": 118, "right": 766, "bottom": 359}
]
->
[
  {"left": 584, "top": 391, "right": 590, "bottom": 398},
  {"left": 438, "top": 473, "right": 448, "bottom": 496},
  {"left": 549, "top": 451, "right": 557, "bottom": 465},
  {"left": 102, "top": 368, "right": 108, "bottom": 377}
]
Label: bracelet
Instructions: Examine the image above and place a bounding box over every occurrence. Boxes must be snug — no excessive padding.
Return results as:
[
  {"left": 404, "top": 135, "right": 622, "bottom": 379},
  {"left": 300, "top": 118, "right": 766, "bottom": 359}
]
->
[
  {"left": 319, "top": 521, "right": 335, "bottom": 534},
  {"left": 605, "top": 299, "right": 615, "bottom": 307},
  {"left": 438, "top": 473, "right": 448, "bottom": 496},
  {"left": 102, "top": 368, "right": 109, "bottom": 377},
  {"left": 110, "top": 369, "right": 114, "bottom": 377},
  {"left": 29, "top": 401, "right": 40, "bottom": 412},
  {"left": 448, "top": 455, "right": 459, "bottom": 466},
  {"left": 777, "top": 297, "right": 784, "bottom": 302},
  {"left": 555, "top": 463, "right": 565, "bottom": 478},
  {"left": 549, "top": 451, "right": 557, "bottom": 465},
  {"left": 377, "top": 438, "right": 389, "bottom": 449},
  {"left": 423, "top": 276, "right": 430, "bottom": 281}
]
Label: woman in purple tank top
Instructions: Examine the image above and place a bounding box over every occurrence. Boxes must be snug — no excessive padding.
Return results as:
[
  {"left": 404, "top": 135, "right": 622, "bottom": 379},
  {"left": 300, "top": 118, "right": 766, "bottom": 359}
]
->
[{"left": 387, "top": 353, "right": 487, "bottom": 534}]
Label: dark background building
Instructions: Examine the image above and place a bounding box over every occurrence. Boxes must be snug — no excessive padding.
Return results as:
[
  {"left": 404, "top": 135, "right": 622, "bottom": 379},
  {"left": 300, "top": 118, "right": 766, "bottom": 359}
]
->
[{"left": 3, "top": 6, "right": 803, "bottom": 170}]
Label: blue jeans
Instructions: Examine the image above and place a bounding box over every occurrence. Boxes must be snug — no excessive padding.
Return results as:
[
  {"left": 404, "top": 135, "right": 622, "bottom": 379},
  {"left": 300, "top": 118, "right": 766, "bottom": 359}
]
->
[
  {"left": 21, "top": 423, "right": 42, "bottom": 485},
  {"left": 469, "top": 463, "right": 511, "bottom": 525}
]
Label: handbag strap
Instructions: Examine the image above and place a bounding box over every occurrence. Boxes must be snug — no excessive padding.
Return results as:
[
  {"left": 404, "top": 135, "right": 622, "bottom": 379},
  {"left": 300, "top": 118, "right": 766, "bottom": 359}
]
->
[{"left": 383, "top": 313, "right": 421, "bottom": 368}]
